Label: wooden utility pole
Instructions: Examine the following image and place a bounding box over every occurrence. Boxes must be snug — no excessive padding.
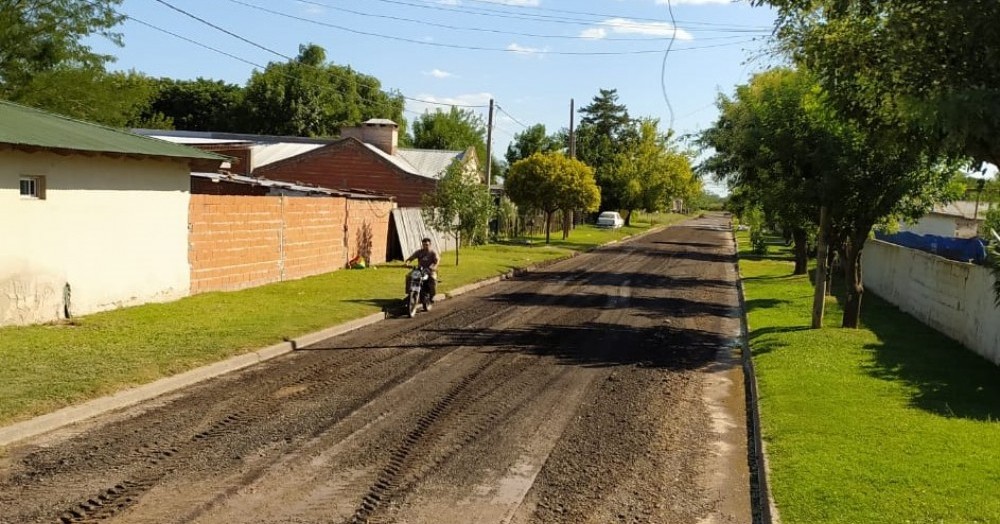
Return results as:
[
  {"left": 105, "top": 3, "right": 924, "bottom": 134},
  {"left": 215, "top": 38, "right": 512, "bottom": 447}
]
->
[
  {"left": 568, "top": 98, "right": 576, "bottom": 159},
  {"left": 485, "top": 98, "right": 494, "bottom": 187}
]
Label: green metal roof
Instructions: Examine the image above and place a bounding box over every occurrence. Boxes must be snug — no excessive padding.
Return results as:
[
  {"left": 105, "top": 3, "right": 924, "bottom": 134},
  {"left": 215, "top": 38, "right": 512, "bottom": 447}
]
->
[{"left": 0, "top": 100, "right": 226, "bottom": 163}]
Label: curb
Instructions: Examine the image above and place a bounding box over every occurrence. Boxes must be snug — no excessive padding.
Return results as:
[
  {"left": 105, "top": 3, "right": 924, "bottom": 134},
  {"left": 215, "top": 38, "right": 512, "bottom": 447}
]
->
[
  {"left": 0, "top": 312, "right": 386, "bottom": 447},
  {"left": 0, "top": 222, "right": 678, "bottom": 448}
]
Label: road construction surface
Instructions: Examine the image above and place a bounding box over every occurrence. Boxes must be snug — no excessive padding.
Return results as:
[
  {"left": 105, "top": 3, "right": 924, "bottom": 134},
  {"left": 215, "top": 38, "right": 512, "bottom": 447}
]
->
[{"left": 0, "top": 214, "right": 750, "bottom": 524}]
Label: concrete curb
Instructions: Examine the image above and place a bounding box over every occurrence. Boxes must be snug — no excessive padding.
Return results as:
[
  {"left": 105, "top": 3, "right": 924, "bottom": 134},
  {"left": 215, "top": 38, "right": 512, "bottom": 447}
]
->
[
  {"left": 0, "top": 312, "right": 386, "bottom": 447},
  {"left": 0, "top": 222, "right": 679, "bottom": 447}
]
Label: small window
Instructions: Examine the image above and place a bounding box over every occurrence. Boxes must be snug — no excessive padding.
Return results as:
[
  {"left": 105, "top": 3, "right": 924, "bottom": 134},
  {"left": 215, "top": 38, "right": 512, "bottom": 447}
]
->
[{"left": 19, "top": 176, "right": 45, "bottom": 200}]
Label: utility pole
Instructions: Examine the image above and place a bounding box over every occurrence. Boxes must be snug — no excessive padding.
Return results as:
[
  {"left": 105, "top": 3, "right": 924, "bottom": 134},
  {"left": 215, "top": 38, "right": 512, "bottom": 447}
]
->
[
  {"left": 485, "top": 98, "right": 494, "bottom": 188},
  {"left": 568, "top": 98, "right": 576, "bottom": 159}
]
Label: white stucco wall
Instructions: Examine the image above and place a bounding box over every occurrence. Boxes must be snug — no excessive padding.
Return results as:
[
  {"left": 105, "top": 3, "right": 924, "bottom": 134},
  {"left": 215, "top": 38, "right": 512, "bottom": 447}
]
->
[
  {"left": 862, "top": 239, "right": 1000, "bottom": 365},
  {"left": 1, "top": 150, "right": 192, "bottom": 326}
]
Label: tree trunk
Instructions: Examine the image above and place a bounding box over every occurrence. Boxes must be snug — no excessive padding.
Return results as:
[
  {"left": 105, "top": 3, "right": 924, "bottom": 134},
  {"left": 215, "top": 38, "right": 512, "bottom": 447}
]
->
[
  {"left": 811, "top": 206, "right": 830, "bottom": 329},
  {"left": 455, "top": 230, "right": 460, "bottom": 266},
  {"left": 562, "top": 209, "right": 571, "bottom": 239},
  {"left": 792, "top": 228, "right": 809, "bottom": 275},
  {"left": 545, "top": 211, "right": 553, "bottom": 244},
  {"left": 841, "top": 234, "right": 866, "bottom": 328},
  {"left": 625, "top": 209, "right": 633, "bottom": 226},
  {"left": 825, "top": 245, "right": 838, "bottom": 296}
]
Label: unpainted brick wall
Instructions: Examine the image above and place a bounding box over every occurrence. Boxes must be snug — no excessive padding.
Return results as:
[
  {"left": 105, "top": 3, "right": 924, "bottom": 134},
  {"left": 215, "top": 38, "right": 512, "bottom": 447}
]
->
[{"left": 189, "top": 195, "right": 393, "bottom": 294}]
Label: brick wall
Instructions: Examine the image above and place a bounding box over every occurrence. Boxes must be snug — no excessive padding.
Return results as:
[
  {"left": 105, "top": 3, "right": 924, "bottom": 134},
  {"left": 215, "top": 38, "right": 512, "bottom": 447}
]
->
[{"left": 189, "top": 194, "right": 394, "bottom": 294}]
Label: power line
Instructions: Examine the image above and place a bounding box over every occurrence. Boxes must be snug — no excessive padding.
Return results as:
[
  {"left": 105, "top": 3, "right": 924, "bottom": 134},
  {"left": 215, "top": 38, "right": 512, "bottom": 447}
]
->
[
  {"left": 147, "top": 0, "right": 490, "bottom": 109},
  {"left": 496, "top": 105, "right": 529, "bottom": 131},
  {"left": 661, "top": 0, "right": 677, "bottom": 131},
  {"left": 224, "top": 0, "right": 672, "bottom": 56},
  {"left": 284, "top": 0, "right": 770, "bottom": 39}
]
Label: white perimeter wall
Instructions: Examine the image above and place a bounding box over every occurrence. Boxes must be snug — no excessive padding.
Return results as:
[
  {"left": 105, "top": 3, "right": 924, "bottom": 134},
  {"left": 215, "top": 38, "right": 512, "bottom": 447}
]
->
[
  {"left": 863, "top": 239, "right": 1000, "bottom": 365},
  {"left": 1, "top": 150, "right": 191, "bottom": 326}
]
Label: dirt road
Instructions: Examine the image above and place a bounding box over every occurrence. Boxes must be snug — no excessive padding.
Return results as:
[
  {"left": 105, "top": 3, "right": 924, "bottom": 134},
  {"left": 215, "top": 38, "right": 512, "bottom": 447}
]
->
[{"left": 0, "top": 214, "right": 750, "bottom": 524}]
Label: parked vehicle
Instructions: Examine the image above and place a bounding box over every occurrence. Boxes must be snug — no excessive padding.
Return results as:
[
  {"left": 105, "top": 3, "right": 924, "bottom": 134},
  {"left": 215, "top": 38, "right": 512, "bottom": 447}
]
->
[
  {"left": 596, "top": 211, "right": 625, "bottom": 229},
  {"left": 405, "top": 266, "right": 433, "bottom": 317}
]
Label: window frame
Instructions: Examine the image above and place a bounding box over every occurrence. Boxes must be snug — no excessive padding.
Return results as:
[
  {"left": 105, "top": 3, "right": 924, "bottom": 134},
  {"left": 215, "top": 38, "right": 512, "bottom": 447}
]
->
[{"left": 19, "top": 176, "right": 45, "bottom": 200}]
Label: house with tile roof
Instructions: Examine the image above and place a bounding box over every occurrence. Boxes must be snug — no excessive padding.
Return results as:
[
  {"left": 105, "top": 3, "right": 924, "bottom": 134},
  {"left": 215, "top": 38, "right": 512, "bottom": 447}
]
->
[{"left": 1, "top": 101, "right": 227, "bottom": 326}]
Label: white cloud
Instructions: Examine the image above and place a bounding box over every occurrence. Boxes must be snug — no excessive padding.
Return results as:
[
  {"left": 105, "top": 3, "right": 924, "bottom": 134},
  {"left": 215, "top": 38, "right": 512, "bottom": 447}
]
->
[
  {"left": 407, "top": 92, "right": 494, "bottom": 116},
  {"left": 437, "top": 0, "right": 461, "bottom": 5},
  {"left": 424, "top": 68, "right": 455, "bottom": 78},
  {"left": 296, "top": 1, "right": 325, "bottom": 14},
  {"left": 580, "top": 27, "right": 607, "bottom": 39},
  {"left": 581, "top": 18, "right": 693, "bottom": 40},
  {"left": 507, "top": 42, "right": 548, "bottom": 56},
  {"left": 656, "top": 0, "right": 739, "bottom": 4}
]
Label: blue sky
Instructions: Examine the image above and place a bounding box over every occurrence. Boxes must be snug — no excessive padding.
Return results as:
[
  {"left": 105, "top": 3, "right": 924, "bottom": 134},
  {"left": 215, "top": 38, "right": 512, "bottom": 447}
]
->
[{"left": 91, "top": 0, "right": 783, "bottom": 190}]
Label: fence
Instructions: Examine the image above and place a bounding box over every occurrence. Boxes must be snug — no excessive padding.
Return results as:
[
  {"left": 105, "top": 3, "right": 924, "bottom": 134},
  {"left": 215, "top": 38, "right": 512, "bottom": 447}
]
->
[
  {"left": 862, "top": 239, "right": 1000, "bottom": 365},
  {"left": 189, "top": 195, "right": 392, "bottom": 294}
]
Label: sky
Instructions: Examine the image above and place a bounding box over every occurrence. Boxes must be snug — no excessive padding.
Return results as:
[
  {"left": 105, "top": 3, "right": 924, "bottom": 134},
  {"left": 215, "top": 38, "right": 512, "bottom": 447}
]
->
[{"left": 89, "top": 0, "right": 785, "bottom": 193}]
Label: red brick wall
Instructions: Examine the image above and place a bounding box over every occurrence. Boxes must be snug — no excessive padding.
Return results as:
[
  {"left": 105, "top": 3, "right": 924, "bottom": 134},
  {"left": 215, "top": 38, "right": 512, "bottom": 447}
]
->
[
  {"left": 346, "top": 199, "right": 393, "bottom": 265},
  {"left": 282, "top": 197, "right": 346, "bottom": 281},
  {"left": 257, "top": 140, "right": 436, "bottom": 208},
  {"left": 189, "top": 195, "right": 283, "bottom": 293},
  {"left": 188, "top": 194, "right": 393, "bottom": 294}
]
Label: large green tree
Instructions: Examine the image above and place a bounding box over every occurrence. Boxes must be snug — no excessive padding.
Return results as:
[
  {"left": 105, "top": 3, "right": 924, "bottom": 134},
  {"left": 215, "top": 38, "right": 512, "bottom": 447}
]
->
[
  {"left": 506, "top": 152, "right": 600, "bottom": 244},
  {"left": 700, "top": 68, "right": 827, "bottom": 275},
  {"left": 410, "top": 106, "right": 500, "bottom": 177},
  {"left": 703, "top": 66, "right": 959, "bottom": 328},
  {"left": 0, "top": 0, "right": 123, "bottom": 96},
  {"left": 608, "top": 119, "right": 698, "bottom": 226},
  {"left": 242, "top": 44, "right": 404, "bottom": 137},
  {"left": 756, "top": 0, "right": 1000, "bottom": 167},
  {"left": 505, "top": 124, "right": 561, "bottom": 167},
  {"left": 575, "top": 89, "right": 639, "bottom": 211},
  {"left": 142, "top": 78, "right": 245, "bottom": 131}
]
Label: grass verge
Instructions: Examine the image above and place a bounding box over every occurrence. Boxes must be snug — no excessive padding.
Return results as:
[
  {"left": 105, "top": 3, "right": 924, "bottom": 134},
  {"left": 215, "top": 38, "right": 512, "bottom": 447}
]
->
[
  {"left": 738, "top": 233, "right": 1000, "bottom": 523},
  {"left": 0, "top": 213, "right": 687, "bottom": 428}
]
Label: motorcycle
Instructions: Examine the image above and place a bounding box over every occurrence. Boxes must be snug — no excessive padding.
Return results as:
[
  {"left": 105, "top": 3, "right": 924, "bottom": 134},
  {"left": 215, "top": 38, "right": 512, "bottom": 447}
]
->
[{"left": 405, "top": 266, "right": 432, "bottom": 318}]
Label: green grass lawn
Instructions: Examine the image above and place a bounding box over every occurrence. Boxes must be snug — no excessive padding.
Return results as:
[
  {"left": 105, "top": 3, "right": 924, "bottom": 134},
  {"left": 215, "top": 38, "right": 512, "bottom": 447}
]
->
[
  {"left": 0, "top": 213, "right": 689, "bottom": 428},
  {"left": 739, "top": 233, "right": 1000, "bottom": 523}
]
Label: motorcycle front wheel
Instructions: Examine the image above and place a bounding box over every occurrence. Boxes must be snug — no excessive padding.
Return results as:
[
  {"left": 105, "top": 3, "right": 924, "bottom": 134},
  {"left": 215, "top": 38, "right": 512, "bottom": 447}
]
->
[{"left": 407, "top": 290, "right": 420, "bottom": 318}]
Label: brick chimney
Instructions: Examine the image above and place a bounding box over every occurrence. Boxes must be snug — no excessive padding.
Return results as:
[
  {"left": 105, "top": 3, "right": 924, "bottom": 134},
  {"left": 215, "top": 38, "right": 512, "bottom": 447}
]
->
[{"left": 342, "top": 119, "right": 398, "bottom": 156}]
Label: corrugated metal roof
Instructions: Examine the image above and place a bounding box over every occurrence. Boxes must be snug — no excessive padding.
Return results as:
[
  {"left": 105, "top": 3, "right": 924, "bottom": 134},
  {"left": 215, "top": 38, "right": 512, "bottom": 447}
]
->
[
  {"left": 396, "top": 148, "right": 465, "bottom": 180},
  {"left": 192, "top": 172, "right": 391, "bottom": 200},
  {"left": 148, "top": 135, "right": 252, "bottom": 146},
  {"left": 931, "top": 200, "right": 996, "bottom": 219},
  {"left": 0, "top": 101, "right": 225, "bottom": 162},
  {"left": 364, "top": 118, "right": 398, "bottom": 126},
  {"left": 251, "top": 143, "right": 326, "bottom": 170}
]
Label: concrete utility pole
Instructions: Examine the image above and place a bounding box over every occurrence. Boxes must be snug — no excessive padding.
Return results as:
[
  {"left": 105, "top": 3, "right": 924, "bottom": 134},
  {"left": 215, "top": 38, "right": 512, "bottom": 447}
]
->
[
  {"left": 485, "top": 98, "right": 494, "bottom": 188},
  {"left": 568, "top": 98, "right": 576, "bottom": 159}
]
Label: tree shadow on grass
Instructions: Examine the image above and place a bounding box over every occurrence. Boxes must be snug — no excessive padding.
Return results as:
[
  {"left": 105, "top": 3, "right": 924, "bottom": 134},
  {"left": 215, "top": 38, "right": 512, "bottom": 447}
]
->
[
  {"left": 744, "top": 298, "right": 790, "bottom": 313},
  {"left": 857, "top": 292, "right": 1000, "bottom": 421}
]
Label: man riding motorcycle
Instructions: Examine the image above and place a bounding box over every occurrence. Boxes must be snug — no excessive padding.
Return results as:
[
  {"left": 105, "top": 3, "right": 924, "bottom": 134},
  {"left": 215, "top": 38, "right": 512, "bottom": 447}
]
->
[{"left": 405, "top": 237, "right": 439, "bottom": 309}]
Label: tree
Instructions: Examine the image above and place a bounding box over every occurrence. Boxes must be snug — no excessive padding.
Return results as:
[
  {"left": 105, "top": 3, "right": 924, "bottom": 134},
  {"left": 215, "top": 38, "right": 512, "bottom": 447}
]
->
[
  {"left": 0, "top": 0, "right": 124, "bottom": 98},
  {"left": 410, "top": 106, "right": 501, "bottom": 177},
  {"left": 422, "top": 161, "right": 493, "bottom": 265},
  {"left": 142, "top": 78, "right": 245, "bottom": 131},
  {"left": 699, "top": 68, "right": 826, "bottom": 276},
  {"left": 702, "top": 66, "right": 958, "bottom": 328},
  {"left": 505, "top": 124, "right": 561, "bottom": 166},
  {"left": 506, "top": 152, "right": 600, "bottom": 244},
  {"left": 12, "top": 66, "right": 166, "bottom": 128},
  {"left": 756, "top": 0, "right": 1000, "bottom": 168},
  {"left": 575, "top": 89, "right": 639, "bottom": 211},
  {"left": 242, "top": 43, "right": 405, "bottom": 137},
  {"left": 608, "top": 119, "right": 698, "bottom": 225}
]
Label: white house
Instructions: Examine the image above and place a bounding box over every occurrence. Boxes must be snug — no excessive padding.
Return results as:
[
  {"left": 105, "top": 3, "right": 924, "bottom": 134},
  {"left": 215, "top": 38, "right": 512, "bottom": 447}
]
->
[
  {"left": 900, "top": 200, "right": 995, "bottom": 239},
  {"left": 0, "top": 101, "right": 226, "bottom": 326}
]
